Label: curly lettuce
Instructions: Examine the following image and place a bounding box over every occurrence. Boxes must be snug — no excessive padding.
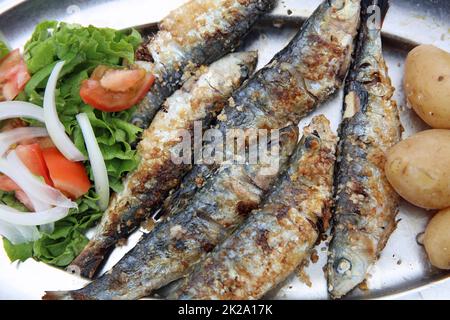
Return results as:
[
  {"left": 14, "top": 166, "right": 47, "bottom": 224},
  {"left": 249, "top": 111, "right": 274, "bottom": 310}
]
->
[
  {"left": 2, "top": 21, "right": 143, "bottom": 267},
  {"left": 0, "top": 40, "right": 9, "bottom": 60}
]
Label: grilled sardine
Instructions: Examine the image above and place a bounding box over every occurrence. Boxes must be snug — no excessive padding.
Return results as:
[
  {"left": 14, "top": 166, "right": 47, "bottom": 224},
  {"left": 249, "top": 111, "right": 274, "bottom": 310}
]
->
[
  {"left": 326, "top": 0, "right": 402, "bottom": 299},
  {"left": 131, "top": 0, "right": 275, "bottom": 129},
  {"left": 173, "top": 116, "right": 337, "bottom": 300},
  {"left": 44, "top": 0, "right": 361, "bottom": 300},
  {"left": 69, "top": 52, "right": 258, "bottom": 279}
]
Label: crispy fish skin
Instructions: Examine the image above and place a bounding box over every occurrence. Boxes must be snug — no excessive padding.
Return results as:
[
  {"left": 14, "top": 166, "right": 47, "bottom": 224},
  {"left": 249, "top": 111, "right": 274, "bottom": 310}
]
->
[
  {"left": 174, "top": 116, "right": 337, "bottom": 300},
  {"left": 68, "top": 52, "right": 258, "bottom": 279},
  {"left": 44, "top": 125, "right": 299, "bottom": 300},
  {"left": 327, "top": 0, "right": 402, "bottom": 299},
  {"left": 131, "top": 0, "right": 275, "bottom": 129},
  {"left": 44, "top": 0, "right": 361, "bottom": 300}
]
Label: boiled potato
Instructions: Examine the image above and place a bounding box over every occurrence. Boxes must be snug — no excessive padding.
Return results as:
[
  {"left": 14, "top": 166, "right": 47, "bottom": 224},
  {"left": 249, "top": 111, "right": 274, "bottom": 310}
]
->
[
  {"left": 424, "top": 208, "right": 450, "bottom": 270},
  {"left": 385, "top": 129, "right": 450, "bottom": 209},
  {"left": 404, "top": 45, "right": 450, "bottom": 129}
]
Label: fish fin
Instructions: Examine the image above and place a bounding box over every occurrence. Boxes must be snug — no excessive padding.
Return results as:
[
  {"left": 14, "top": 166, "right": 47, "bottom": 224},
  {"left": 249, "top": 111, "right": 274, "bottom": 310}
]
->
[{"left": 42, "top": 291, "right": 74, "bottom": 300}]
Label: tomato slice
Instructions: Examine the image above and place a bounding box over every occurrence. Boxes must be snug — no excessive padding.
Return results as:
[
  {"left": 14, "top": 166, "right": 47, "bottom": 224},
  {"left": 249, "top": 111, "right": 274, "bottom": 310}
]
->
[
  {"left": 42, "top": 147, "right": 91, "bottom": 199},
  {"left": 100, "top": 69, "right": 146, "bottom": 92},
  {"left": 0, "top": 49, "right": 31, "bottom": 101},
  {"left": 80, "top": 65, "right": 155, "bottom": 112},
  {"left": 0, "top": 144, "right": 53, "bottom": 193},
  {"left": 0, "top": 174, "right": 20, "bottom": 192},
  {"left": 15, "top": 143, "right": 53, "bottom": 186},
  {"left": 0, "top": 177, "right": 34, "bottom": 211}
]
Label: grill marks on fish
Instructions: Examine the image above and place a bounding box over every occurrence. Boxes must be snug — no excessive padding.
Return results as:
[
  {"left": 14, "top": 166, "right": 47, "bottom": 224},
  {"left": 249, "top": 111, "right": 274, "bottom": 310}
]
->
[
  {"left": 44, "top": 0, "right": 362, "bottom": 300},
  {"left": 327, "top": 0, "right": 403, "bottom": 299},
  {"left": 131, "top": 0, "right": 275, "bottom": 128},
  {"left": 68, "top": 52, "right": 258, "bottom": 279},
  {"left": 173, "top": 116, "right": 337, "bottom": 300}
]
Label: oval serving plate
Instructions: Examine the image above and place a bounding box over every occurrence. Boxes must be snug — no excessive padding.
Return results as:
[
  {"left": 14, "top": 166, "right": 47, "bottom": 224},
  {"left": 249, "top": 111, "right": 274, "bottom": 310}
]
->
[{"left": 0, "top": 0, "right": 449, "bottom": 300}]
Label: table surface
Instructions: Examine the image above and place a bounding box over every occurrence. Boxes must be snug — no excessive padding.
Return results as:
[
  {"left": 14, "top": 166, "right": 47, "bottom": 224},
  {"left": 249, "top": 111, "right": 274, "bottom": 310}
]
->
[{"left": 0, "top": 0, "right": 448, "bottom": 300}]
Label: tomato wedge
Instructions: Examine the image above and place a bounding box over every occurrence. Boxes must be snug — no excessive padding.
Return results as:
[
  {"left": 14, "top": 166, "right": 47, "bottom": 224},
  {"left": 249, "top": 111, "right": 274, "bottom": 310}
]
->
[
  {"left": 0, "top": 176, "right": 33, "bottom": 211},
  {"left": 0, "top": 144, "right": 52, "bottom": 193},
  {"left": 42, "top": 147, "right": 91, "bottom": 199},
  {"left": 80, "top": 65, "right": 155, "bottom": 112},
  {"left": 15, "top": 143, "right": 53, "bottom": 186},
  {"left": 0, "top": 174, "right": 20, "bottom": 192},
  {"left": 0, "top": 49, "right": 31, "bottom": 101}
]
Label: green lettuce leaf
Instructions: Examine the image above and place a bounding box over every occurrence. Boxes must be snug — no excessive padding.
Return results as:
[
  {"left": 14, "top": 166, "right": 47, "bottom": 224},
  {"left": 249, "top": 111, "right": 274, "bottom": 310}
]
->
[
  {"left": 3, "top": 239, "right": 33, "bottom": 262},
  {"left": 0, "top": 40, "right": 9, "bottom": 60}
]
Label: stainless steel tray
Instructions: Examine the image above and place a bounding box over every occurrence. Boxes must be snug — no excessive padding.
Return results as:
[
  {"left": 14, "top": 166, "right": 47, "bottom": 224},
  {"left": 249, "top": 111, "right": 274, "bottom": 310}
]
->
[{"left": 0, "top": 0, "right": 449, "bottom": 300}]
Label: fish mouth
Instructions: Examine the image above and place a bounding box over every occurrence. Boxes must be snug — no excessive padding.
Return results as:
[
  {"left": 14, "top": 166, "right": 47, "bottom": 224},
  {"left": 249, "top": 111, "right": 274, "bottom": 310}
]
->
[{"left": 327, "top": 245, "right": 370, "bottom": 299}]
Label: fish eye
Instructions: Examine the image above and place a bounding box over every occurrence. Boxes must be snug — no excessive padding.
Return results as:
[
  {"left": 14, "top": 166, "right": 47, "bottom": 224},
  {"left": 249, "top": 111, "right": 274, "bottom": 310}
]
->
[{"left": 336, "top": 258, "right": 352, "bottom": 274}]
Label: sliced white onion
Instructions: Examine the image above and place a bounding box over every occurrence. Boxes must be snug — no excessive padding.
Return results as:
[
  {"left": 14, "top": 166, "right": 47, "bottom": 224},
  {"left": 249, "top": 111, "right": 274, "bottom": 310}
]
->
[
  {"left": 0, "top": 101, "right": 45, "bottom": 122},
  {"left": 0, "top": 127, "right": 48, "bottom": 156},
  {"left": 76, "top": 113, "right": 109, "bottom": 211},
  {"left": 44, "top": 61, "right": 85, "bottom": 162},
  {"left": 0, "top": 205, "right": 70, "bottom": 226},
  {"left": 0, "top": 151, "right": 77, "bottom": 209},
  {"left": 0, "top": 218, "right": 40, "bottom": 244}
]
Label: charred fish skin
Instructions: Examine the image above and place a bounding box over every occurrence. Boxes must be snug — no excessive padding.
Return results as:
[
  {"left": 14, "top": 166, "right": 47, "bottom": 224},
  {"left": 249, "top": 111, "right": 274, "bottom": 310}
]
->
[
  {"left": 44, "top": 0, "right": 362, "bottom": 300},
  {"left": 327, "top": 0, "right": 402, "bottom": 299},
  {"left": 131, "top": 0, "right": 275, "bottom": 129},
  {"left": 68, "top": 52, "right": 258, "bottom": 279},
  {"left": 43, "top": 125, "right": 299, "bottom": 300},
  {"left": 174, "top": 116, "right": 337, "bottom": 300}
]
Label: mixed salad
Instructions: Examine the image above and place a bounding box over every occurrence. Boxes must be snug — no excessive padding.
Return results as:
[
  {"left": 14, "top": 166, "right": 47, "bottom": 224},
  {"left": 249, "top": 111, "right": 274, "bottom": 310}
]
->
[{"left": 0, "top": 21, "right": 153, "bottom": 267}]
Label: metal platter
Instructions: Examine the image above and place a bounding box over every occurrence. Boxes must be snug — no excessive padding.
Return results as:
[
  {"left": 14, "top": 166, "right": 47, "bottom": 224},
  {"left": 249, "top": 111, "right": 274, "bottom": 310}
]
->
[{"left": 0, "top": 0, "right": 449, "bottom": 300}]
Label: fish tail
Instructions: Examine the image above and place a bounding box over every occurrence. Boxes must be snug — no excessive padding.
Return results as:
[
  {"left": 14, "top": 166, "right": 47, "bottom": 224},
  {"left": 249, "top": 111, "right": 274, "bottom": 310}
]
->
[
  {"left": 42, "top": 291, "right": 75, "bottom": 300},
  {"left": 362, "top": 0, "right": 389, "bottom": 26}
]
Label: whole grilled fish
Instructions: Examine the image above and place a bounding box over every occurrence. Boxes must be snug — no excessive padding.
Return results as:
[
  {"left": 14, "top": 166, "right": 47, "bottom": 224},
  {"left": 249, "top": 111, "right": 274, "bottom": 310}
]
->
[
  {"left": 326, "top": 0, "right": 402, "bottom": 299},
  {"left": 69, "top": 52, "right": 258, "bottom": 279},
  {"left": 44, "top": 0, "right": 361, "bottom": 300},
  {"left": 173, "top": 116, "right": 337, "bottom": 300},
  {"left": 131, "top": 0, "right": 275, "bottom": 129}
]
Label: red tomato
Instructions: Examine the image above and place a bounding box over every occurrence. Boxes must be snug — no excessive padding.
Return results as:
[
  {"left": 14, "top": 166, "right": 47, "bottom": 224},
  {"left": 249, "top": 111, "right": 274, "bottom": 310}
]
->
[
  {"left": 0, "top": 177, "right": 34, "bottom": 211},
  {"left": 15, "top": 143, "right": 53, "bottom": 186},
  {"left": 0, "top": 174, "right": 20, "bottom": 192},
  {"left": 0, "top": 49, "right": 31, "bottom": 101},
  {"left": 0, "top": 144, "right": 53, "bottom": 193},
  {"left": 80, "top": 65, "right": 154, "bottom": 112},
  {"left": 42, "top": 147, "right": 91, "bottom": 199}
]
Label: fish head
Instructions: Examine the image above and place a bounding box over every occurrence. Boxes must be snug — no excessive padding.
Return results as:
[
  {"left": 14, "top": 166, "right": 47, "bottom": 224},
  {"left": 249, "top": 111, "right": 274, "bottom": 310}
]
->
[
  {"left": 301, "top": 0, "right": 361, "bottom": 100},
  {"left": 328, "top": 0, "right": 361, "bottom": 21},
  {"left": 327, "top": 226, "right": 374, "bottom": 299}
]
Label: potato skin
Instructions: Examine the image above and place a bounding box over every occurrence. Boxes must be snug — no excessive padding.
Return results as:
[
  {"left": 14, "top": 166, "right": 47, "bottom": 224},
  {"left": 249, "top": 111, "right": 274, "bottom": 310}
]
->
[
  {"left": 424, "top": 208, "right": 450, "bottom": 270},
  {"left": 404, "top": 45, "right": 450, "bottom": 129},
  {"left": 385, "top": 129, "right": 450, "bottom": 209}
]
